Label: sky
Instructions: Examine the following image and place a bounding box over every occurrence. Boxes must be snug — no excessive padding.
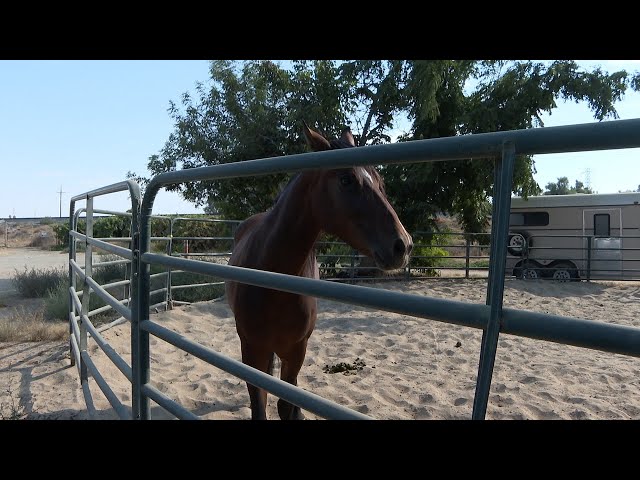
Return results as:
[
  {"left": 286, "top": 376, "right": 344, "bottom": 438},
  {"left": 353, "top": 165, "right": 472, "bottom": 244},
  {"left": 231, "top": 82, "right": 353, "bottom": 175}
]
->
[{"left": 1, "top": 60, "right": 639, "bottom": 219}]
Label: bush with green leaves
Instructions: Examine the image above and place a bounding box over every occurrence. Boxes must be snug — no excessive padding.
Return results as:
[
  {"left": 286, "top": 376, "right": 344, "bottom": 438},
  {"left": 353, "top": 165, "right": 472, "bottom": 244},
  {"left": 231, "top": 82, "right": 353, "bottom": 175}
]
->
[{"left": 409, "top": 232, "right": 452, "bottom": 275}]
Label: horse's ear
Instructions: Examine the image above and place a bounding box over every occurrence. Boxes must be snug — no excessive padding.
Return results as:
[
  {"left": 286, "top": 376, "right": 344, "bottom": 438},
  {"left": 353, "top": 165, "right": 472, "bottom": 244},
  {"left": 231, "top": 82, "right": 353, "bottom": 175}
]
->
[
  {"left": 340, "top": 126, "right": 356, "bottom": 147},
  {"left": 302, "top": 121, "right": 332, "bottom": 152}
]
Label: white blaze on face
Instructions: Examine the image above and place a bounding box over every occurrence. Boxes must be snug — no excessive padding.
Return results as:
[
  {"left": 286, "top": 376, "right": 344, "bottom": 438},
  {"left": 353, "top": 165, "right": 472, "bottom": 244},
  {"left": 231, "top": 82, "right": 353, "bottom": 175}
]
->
[{"left": 360, "top": 167, "right": 373, "bottom": 186}]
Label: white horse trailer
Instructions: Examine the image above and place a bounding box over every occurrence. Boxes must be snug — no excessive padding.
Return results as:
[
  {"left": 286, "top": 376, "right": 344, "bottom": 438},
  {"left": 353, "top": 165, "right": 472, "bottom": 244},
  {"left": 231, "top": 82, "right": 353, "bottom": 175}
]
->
[{"left": 506, "top": 192, "right": 640, "bottom": 281}]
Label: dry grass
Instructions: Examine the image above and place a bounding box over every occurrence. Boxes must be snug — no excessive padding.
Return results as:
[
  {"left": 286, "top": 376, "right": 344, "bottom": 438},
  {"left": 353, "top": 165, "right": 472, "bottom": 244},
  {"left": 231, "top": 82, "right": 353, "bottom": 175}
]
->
[
  {"left": 0, "top": 306, "right": 67, "bottom": 342},
  {"left": 0, "top": 384, "right": 26, "bottom": 420}
]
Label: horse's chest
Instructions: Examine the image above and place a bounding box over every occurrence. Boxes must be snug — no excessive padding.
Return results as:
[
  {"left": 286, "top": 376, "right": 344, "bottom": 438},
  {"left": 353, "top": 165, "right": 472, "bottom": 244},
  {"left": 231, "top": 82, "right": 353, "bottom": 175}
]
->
[{"left": 235, "top": 287, "right": 317, "bottom": 343}]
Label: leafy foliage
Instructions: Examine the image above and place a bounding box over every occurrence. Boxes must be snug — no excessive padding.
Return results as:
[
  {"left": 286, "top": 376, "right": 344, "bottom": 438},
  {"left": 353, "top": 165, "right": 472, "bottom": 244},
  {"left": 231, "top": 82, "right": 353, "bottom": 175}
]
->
[
  {"left": 132, "top": 60, "right": 638, "bottom": 232},
  {"left": 544, "top": 177, "right": 594, "bottom": 195}
]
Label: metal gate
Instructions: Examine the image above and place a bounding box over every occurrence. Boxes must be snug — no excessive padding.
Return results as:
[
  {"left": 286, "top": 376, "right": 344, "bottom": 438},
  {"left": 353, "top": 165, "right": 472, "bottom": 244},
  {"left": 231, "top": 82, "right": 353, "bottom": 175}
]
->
[{"left": 68, "top": 118, "right": 640, "bottom": 420}]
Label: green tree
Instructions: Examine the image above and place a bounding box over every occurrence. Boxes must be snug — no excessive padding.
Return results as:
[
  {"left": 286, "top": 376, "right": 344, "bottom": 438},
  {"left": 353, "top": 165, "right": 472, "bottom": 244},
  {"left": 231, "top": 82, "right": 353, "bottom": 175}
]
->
[
  {"left": 131, "top": 60, "right": 637, "bottom": 232},
  {"left": 544, "top": 177, "right": 594, "bottom": 195}
]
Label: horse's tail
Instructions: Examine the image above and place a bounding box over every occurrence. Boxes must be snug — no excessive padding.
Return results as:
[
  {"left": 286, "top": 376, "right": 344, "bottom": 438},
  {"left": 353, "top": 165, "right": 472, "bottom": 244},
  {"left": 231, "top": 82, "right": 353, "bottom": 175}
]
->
[{"left": 268, "top": 352, "right": 276, "bottom": 376}]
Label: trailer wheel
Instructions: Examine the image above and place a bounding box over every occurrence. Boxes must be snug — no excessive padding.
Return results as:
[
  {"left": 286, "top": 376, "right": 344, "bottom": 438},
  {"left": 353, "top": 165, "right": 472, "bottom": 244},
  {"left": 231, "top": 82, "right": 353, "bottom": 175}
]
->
[
  {"left": 514, "top": 260, "right": 541, "bottom": 280},
  {"left": 508, "top": 233, "right": 527, "bottom": 256},
  {"left": 551, "top": 262, "right": 579, "bottom": 282}
]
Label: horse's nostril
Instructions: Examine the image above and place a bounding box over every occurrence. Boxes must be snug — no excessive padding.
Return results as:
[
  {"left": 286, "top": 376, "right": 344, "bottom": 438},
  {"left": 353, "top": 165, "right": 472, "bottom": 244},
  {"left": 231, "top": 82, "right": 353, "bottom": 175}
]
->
[{"left": 394, "top": 237, "right": 407, "bottom": 255}]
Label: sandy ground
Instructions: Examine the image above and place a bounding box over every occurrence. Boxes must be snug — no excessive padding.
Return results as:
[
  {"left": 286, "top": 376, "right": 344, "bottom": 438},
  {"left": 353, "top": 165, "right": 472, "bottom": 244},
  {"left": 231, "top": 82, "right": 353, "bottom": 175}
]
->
[{"left": 1, "top": 248, "right": 639, "bottom": 419}]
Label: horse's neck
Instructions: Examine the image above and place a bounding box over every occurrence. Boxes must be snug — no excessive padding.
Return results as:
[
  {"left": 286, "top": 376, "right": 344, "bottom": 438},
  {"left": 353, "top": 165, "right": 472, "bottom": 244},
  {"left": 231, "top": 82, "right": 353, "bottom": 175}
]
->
[{"left": 260, "top": 174, "right": 320, "bottom": 276}]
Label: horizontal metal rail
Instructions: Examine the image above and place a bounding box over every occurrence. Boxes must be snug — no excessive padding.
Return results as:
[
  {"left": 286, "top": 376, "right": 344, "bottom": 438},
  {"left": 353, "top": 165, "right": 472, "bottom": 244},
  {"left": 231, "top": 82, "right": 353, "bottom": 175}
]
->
[
  {"left": 170, "top": 217, "right": 240, "bottom": 224},
  {"left": 140, "top": 384, "right": 200, "bottom": 420},
  {"left": 169, "top": 282, "right": 224, "bottom": 291},
  {"left": 144, "top": 253, "right": 487, "bottom": 329},
  {"left": 171, "top": 253, "right": 231, "bottom": 258},
  {"left": 85, "top": 277, "right": 132, "bottom": 321},
  {"left": 170, "top": 236, "right": 232, "bottom": 241},
  {"left": 71, "top": 180, "right": 141, "bottom": 204},
  {"left": 143, "top": 120, "right": 640, "bottom": 191},
  {"left": 92, "top": 237, "right": 169, "bottom": 243},
  {"left": 74, "top": 299, "right": 130, "bottom": 318},
  {"left": 99, "top": 279, "right": 130, "bottom": 291},
  {"left": 149, "top": 287, "right": 168, "bottom": 297},
  {"left": 142, "top": 320, "right": 372, "bottom": 420},
  {"left": 80, "top": 312, "right": 133, "bottom": 382},
  {"left": 145, "top": 253, "right": 640, "bottom": 358},
  {"left": 92, "top": 259, "right": 131, "bottom": 267},
  {"left": 71, "top": 232, "right": 133, "bottom": 259},
  {"left": 81, "top": 351, "right": 130, "bottom": 420},
  {"left": 70, "top": 333, "right": 81, "bottom": 378},
  {"left": 97, "top": 317, "right": 128, "bottom": 333}
]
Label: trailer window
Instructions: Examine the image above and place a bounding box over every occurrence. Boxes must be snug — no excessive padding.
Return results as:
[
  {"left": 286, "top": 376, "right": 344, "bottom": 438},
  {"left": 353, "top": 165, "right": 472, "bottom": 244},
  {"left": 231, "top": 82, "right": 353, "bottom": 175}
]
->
[
  {"left": 509, "top": 212, "right": 549, "bottom": 227},
  {"left": 594, "top": 214, "right": 610, "bottom": 237}
]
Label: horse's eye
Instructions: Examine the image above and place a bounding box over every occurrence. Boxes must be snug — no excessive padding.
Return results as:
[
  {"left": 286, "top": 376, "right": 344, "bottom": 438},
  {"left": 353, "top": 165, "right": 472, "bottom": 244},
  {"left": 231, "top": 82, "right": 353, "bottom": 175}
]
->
[{"left": 340, "top": 174, "right": 354, "bottom": 187}]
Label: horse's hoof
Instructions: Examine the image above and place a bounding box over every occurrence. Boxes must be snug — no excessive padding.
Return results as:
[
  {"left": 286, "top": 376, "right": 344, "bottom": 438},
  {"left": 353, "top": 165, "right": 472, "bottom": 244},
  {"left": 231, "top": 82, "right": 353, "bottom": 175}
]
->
[{"left": 277, "top": 399, "right": 305, "bottom": 420}]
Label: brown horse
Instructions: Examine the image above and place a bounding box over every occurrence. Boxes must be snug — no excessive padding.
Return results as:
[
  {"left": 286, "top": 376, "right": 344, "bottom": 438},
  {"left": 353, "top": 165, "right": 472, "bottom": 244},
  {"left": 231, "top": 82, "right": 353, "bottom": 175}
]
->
[{"left": 225, "top": 123, "right": 413, "bottom": 420}]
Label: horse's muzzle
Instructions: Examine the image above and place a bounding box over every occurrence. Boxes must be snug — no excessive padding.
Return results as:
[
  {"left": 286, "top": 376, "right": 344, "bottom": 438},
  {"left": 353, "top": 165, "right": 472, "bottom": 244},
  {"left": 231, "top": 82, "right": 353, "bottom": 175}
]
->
[{"left": 374, "top": 235, "right": 413, "bottom": 271}]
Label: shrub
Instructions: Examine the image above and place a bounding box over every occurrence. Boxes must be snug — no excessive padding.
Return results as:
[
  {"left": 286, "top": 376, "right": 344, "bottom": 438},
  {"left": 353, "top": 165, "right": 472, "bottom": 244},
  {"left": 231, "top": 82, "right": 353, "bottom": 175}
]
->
[
  {"left": 29, "top": 233, "right": 56, "bottom": 249},
  {"left": 44, "top": 279, "right": 120, "bottom": 323},
  {"left": 93, "top": 254, "right": 128, "bottom": 285},
  {"left": 52, "top": 223, "right": 73, "bottom": 247},
  {"left": 12, "top": 266, "right": 67, "bottom": 298}
]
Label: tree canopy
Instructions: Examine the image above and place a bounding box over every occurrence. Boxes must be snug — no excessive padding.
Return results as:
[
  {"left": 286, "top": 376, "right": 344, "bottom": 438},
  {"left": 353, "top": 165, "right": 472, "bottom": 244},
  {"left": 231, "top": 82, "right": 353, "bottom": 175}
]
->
[
  {"left": 130, "top": 60, "right": 639, "bottom": 233},
  {"left": 544, "top": 177, "right": 594, "bottom": 195}
]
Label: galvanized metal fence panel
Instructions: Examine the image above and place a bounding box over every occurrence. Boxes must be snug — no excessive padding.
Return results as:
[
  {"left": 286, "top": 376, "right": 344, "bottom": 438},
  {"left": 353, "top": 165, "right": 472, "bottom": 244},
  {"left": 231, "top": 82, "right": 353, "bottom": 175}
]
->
[{"left": 70, "top": 118, "right": 640, "bottom": 420}]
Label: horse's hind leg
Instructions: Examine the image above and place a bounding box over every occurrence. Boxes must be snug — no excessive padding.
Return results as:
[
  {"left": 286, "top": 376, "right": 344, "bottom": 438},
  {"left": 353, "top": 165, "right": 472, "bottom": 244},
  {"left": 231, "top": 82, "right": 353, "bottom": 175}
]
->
[
  {"left": 240, "top": 341, "right": 272, "bottom": 420},
  {"left": 277, "top": 339, "right": 308, "bottom": 420}
]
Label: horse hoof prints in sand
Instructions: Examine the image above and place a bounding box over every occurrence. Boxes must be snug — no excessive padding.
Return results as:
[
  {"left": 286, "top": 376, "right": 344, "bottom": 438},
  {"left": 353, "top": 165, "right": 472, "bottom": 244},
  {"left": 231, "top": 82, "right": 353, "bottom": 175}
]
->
[{"left": 225, "top": 123, "right": 413, "bottom": 420}]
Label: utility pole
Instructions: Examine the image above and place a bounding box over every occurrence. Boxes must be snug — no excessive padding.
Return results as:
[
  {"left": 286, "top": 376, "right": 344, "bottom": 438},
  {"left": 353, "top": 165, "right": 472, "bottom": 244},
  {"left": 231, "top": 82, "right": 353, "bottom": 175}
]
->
[{"left": 58, "top": 185, "right": 66, "bottom": 218}]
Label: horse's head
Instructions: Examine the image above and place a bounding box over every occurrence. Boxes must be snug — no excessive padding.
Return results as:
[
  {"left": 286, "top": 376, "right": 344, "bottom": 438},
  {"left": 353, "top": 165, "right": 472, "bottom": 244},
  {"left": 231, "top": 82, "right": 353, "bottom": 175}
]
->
[{"left": 303, "top": 123, "right": 413, "bottom": 271}]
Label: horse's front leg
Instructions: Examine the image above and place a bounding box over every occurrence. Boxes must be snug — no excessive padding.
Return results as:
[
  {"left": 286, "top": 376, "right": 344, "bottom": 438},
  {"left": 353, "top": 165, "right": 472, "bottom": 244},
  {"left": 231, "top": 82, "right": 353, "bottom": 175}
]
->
[
  {"left": 277, "top": 339, "right": 308, "bottom": 420},
  {"left": 240, "top": 340, "right": 272, "bottom": 420}
]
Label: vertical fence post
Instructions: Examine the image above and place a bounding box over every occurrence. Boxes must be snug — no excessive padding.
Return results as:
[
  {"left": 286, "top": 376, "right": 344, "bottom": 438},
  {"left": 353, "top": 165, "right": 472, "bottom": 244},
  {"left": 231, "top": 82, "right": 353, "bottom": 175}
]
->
[
  {"left": 586, "top": 235, "right": 592, "bottom": 282},
  {"left": 350, "top": 249, "right": 356, "bottom": 284},
  {"left": 79, "top": 197, "right": 93, "bottom": 385},
  {"left": 166, "top": 217, "right": 175, "bottom": 310},
  {"left": 68, "top": 205, "right": 76, "bottom": 367},
  {"left": 472, "top": 142, "right": 515, "bottom": 420},
  {"left": 133, "top": 196, "right": 152, "bottom": 420},
  {"left": 465, "top": 236, "right": 471, "bottom": 279},
  {"left": 125, "top": 238, "right": 132, "bottom": 303}
]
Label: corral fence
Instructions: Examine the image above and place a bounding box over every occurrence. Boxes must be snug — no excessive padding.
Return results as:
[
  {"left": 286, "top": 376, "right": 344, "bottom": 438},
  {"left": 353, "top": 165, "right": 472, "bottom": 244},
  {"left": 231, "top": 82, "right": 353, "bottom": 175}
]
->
[
  {"left": 68, "top": 118, "right": 640, "bottom": 420},
  {"left": 318, "top": 230, "right": 640, "bottom": 282}
]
